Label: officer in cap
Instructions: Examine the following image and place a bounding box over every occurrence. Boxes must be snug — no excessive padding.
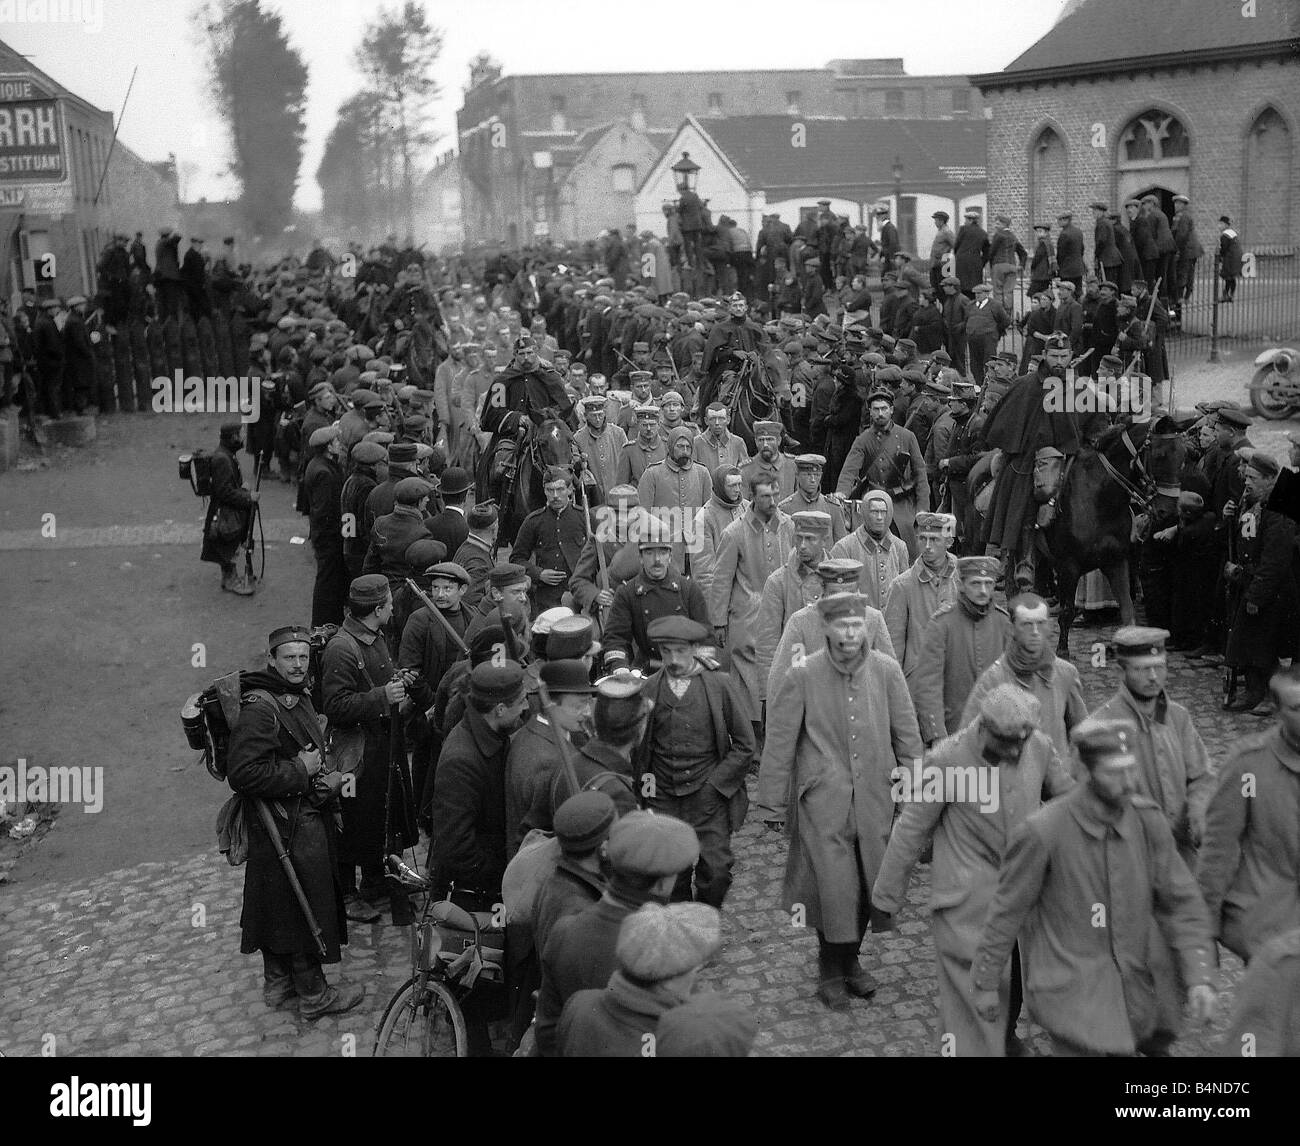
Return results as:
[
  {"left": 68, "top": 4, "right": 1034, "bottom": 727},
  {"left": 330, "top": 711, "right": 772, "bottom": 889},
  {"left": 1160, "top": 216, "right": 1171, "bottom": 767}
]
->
[
  {"left": 535, "top": 808, "right": 701, "bottom": 1056},
  {"left": 972, "top": 719, "right": 1217, "bottom": 1057},
  {"left": 227, "top": 624, "right": 365, "bottom": 1018},
  {"left": 779, "top": 454, "right": 846, "bottom": 541}
]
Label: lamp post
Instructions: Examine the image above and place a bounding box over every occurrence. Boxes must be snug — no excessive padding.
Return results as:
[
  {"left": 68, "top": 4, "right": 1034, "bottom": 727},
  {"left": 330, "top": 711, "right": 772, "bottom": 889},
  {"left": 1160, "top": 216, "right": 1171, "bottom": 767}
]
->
[
  {"left": 671, "top": 151, "right": 703, "bottom": 292},
  {"left": 672, "top": 151, "right": 700, "bottom": 194},
  {"left": 892, "top": 154, "right": 903, "bottom": 217}
]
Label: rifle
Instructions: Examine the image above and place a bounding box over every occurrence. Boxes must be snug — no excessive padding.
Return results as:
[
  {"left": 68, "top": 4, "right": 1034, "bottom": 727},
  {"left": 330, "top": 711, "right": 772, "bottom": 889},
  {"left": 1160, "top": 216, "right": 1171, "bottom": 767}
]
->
[
  {"left": 1223, "top": 499, "right": 1240, "bottom": 708},
  {"left": 383, "top": 694, "right": 415, "bottom": 927},
  {"left": 242, "top": 456, "right": 263, "bottom": 590},
  {"left": 403, "top": 577, "right": 470, "bottom": 656},
  {"left": 251, "top": 798, "right": 327, "bottom": 959},
  {"left": 577, "top": 478, "right": 611, "bottom": 632}
]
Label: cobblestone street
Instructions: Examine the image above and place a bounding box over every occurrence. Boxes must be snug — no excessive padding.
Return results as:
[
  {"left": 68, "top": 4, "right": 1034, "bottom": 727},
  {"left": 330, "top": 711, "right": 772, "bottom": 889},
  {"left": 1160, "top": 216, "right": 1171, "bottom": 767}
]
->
[{"left": 0, "top": 620, "right": 1249, "bottom": 1058}]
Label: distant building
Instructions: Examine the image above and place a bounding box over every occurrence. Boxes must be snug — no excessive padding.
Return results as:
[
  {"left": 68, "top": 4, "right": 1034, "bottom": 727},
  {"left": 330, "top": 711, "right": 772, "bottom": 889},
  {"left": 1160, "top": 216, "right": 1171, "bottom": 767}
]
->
[
  {"left": 635, "top": 116, "right": 987, "bottom": 260},
  {"left": 457, "top": 60, "right": 983, "bottom": 246},
  {"left": 0, "top": 39, "right": 179, "bottom": 302},
  {"left": 971, "top": 0, "right": 1300, "bottom": 261},
  {"left": 413, "top": 150, "right": 464, "bottom": 255}
]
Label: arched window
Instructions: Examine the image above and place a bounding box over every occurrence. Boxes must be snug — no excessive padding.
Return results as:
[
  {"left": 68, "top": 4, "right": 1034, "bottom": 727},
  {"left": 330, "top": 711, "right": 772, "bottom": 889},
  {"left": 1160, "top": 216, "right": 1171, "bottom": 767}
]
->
[
  {"left": 1244, "top": 107, "right": 1292, "bottom": 246},
  {"left": 1030, "top": 126, "right": 1068, "bottom": 224},
  {"left": 1117, "top": 109, "right": 1191, "bottom": 203}
]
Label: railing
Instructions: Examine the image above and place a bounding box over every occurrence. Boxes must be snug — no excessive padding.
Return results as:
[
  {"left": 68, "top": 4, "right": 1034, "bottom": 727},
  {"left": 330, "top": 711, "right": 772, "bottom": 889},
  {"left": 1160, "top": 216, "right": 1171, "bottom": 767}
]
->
[{"left": 1168, "top": 246, "right": 1300, "bottom": 361}]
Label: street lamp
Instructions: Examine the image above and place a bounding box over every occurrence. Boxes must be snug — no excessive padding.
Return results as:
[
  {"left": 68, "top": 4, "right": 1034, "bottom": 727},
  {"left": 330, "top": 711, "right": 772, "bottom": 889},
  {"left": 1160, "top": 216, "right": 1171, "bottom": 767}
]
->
[{"left": 672, "top": 151, "right": 701, "bottom": 194}]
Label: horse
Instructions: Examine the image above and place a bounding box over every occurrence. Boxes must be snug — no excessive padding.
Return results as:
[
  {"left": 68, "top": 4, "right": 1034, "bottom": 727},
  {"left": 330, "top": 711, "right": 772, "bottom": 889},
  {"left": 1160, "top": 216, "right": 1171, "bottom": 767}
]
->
[
  {"left": 716, "top": 346, "right": 795, "bottom": 455},
  {"left": 474, "top": 415, "right": 583, "bottom": 551},
  {"left": 1037, "top": 420, "right": 1163, "bottom": 652}
]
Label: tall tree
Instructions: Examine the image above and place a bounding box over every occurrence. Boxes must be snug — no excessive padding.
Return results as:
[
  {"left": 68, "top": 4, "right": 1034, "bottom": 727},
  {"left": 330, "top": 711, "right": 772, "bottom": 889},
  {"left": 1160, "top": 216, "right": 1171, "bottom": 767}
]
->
[
  {"left": 318, "top": 90, "right": 393, "bottom": 239},
  {"left": 355, "top": 1, "right": 444, "bottom": 242},
  {"left": 199, "top": 0, "right": 308, "bottom": 241}
]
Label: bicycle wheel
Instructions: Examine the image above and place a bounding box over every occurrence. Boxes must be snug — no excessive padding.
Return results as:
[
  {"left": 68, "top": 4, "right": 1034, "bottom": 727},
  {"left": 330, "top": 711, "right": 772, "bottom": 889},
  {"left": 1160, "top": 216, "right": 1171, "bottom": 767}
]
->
[{"left": 372, "top": 975, "right": 467, "bottom": 1057}]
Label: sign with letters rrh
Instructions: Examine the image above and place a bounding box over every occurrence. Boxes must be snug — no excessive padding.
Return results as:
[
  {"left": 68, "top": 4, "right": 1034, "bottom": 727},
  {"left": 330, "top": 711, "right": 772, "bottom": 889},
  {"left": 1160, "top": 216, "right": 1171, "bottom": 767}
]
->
[{"left": 0, "top": 73, "right": 72, "bottom": 213}]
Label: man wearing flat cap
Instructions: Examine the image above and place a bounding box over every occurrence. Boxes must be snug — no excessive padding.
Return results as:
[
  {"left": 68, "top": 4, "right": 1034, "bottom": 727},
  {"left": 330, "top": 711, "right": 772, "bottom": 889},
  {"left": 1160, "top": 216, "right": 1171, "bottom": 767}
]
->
[
  {"left": 972, "top": 719, "right": 1217, "bottom": 1056},
  {"left": 556, "top": 902, "right": 724, "bottom": 1057},
  {"left": 510, "top": 466, "right": 587, "bottom": 613},
  {"left": 338, "top": 387, "right": 387, "bottom": 457},
  {"left": 530, "top": 790, "right": 617, "bottom": 967},
  {"left": 1054, "top": 211, "right": 1086, "bottom": 297},
  {"left": 362, "top": 476, "right": 435, "bottom": 594},
  {"left": 322, "top": 575, "right": 432, "bottom": 915},
  {"left": 779, "top": 454, "right": 846, "bottom": 543},
  {"left": 1222, "top": 449, "right": 1297, "bottom": 713},
  {"left": 875, "top": 684, "right": 1074, "bottom": 1054},
  {"left": 227, "top": 625, "right": 365, "bottom": 1018},
  {"left": 465, "top": 561, "right": 533, "bottom": 651},
  {"left": 299, "top": 380, "right": 339, "bottom": 477},
  {"left": 912, "top": 555, "right": 1011, "bottom": 745},
  {"left": 637, "top": 616, "right": 755, "bottom": 909},
  {"left": 758, "top": 591, "right": 923, "bottom": 1009},
  {"left": 535, "top": 809, "right": 701, "bottom": 1056},
  {"left": 452, "top": 503, "right": 498, "bottom": 609},
  {"left": 304, "top": 423, "right": 350, "bottom": 625}
]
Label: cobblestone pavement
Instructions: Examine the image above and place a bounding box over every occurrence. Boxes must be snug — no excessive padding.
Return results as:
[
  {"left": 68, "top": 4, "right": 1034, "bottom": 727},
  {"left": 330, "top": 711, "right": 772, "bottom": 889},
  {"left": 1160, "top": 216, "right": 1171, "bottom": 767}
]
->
[{"left": 0, "top": 619, "right": 1249, "bottom": 1057}]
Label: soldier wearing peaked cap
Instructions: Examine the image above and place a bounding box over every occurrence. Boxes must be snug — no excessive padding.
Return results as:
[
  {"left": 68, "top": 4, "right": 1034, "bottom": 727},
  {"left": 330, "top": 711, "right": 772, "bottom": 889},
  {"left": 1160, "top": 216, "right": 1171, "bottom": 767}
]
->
[
  {"left": 757, "top": 589, "right": 923, "bottom": 1010},
  {"left": 874, "top": 682, "right": 1074, "bottom": 1055},
  {"left": 779, "top": 453, "right": 846, "bottom": 542},
  {"left": 226, "top": 624, "right": 368, "bottom": 1019},
  {"left": 573, "top": 390, "right": 628, "bottom": 500},
  {"left": 635, "top": 616, "right": 755, "bottom": 911},
  {"left": 971, "top": 718, "right": 1217, "bottom": 1057},
  {"left": 741, "top": 419, "right": 798, "bottom": 502},
  {"left": 509, "top": 466, "right": 588, "bottom": 613},
  {"left": 568, "top": 485, "right": 651, "bottom": 627},
  {"left": 304, "top": 419, "right": 350, "bottom": 625}
]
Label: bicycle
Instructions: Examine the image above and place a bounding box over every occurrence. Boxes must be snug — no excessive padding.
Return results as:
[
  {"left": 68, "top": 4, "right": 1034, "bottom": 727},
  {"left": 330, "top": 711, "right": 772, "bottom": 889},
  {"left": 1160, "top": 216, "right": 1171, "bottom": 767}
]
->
[{"left": 372, "top": 854, "right": 506, "bottom": 1058}]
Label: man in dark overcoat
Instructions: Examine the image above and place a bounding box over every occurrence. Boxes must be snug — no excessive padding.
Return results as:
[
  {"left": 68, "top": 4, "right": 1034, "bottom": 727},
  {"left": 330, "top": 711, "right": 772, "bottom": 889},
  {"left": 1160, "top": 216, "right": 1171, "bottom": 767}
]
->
[{"left": 200, "top": 421, "right": 259, "bottom": 595}]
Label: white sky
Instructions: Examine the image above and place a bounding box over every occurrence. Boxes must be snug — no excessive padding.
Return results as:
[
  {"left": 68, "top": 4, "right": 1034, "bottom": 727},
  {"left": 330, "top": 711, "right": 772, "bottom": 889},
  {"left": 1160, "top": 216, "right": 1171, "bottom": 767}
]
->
[{"left": 1, "top": 0, "right": 1068, "bottom": 209}]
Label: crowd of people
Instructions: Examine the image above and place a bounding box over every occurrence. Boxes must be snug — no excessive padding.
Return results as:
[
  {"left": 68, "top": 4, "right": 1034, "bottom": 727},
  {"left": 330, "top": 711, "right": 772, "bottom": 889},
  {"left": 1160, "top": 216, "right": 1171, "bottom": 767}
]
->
[{"left": 32, "top": 204, "right": 1291, "bottom": 1057}]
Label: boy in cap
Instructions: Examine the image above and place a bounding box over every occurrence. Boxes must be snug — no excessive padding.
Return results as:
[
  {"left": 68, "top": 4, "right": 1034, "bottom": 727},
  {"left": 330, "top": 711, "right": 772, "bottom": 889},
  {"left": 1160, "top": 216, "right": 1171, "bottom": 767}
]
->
[
  {"left": 874, "top": 684, "right": 1074, "bottom": 1055},
  {"left": 556, "top": 902, "right": 723, "bottom": 1057},
  {"left": 758, "top": 591, "right": 923, "bottom": 1009},
  {"left": 973, "top": 719, "right": 1217, "bottom": 1056},
  {"left": 638, "top": 616, "right": 755, "bottom": 908},
  {"left": 535, "top": 809, "right": 701, "bottom": 1056},
  {"left": 228, "top": 624, "right": 365, "bottom": 1017}
]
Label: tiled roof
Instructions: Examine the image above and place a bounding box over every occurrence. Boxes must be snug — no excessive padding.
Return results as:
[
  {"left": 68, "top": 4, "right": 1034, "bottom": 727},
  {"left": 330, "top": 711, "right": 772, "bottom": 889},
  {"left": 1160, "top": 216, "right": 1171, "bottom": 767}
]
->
[
  {"left": 694, "top": 116, "right": 986, "bottom": 195},
  {"left": 999, "top": 0, "right": 1299, "bottom": 75}
]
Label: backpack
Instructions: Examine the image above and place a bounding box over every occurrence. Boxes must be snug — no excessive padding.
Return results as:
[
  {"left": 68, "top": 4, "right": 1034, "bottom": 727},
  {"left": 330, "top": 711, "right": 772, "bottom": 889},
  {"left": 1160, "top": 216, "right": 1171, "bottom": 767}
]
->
[{"left": 179, "top": 449, "right": 213, "bottom": 497}]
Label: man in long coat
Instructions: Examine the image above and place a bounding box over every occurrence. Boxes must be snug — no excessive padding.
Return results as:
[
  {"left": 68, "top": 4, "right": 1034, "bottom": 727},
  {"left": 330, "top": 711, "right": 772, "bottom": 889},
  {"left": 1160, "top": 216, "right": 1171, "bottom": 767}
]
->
[
  {"left": 953, "top": 210, "right": 989, "bottom": 295},
  {"left": 227, "top": 625, "right": 363, "bottom": 1018},
  {"left": 873, "top": 685, "right": 1074, "bottom": 1055},
  {"left": 883, "top": 511, "right": 959, "bottom": 701},
  {"left": 755, "top": 511, "right": 832, "bottom": 711},
  {"left": 757, "top": 591, "right": 924, "bottom": 1009},
  {"left": 200, "top": 421, "right": 258, "bottom": 595},
  {"left": 972, "top": 719, "right": 1217, "bottom": 1056},
  {"left": 829, "top": 488, "right": 910, "bottom": 606},
  {"left": 690, "top": 464, "right": 747, "bottom": 601}
]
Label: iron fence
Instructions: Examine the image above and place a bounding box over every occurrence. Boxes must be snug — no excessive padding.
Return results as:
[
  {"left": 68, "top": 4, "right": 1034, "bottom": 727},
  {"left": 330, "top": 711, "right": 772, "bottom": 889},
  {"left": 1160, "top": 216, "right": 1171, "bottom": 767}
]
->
[{"left": 1167, "top": 247, "right": 1300, "bottom": 361}]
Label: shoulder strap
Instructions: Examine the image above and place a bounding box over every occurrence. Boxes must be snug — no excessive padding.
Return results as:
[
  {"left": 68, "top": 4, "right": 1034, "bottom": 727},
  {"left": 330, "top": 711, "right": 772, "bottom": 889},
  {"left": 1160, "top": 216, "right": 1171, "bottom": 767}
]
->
[
  {"left": 581, "top": 770, "right": 635, "bottom": 796},
  {"left": 246, "top": 688, "right": 307, "bottom": 752},
  {"left": 334, "top": 629, "right": 378, "bottom": 690}
]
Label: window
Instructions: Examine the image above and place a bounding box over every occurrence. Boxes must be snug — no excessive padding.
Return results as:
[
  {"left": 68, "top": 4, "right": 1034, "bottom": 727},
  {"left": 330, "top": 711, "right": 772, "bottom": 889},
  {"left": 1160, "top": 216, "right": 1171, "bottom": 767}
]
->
[
  {"left": 1119, "top": 111, "right": 1191, "bottom": 164},
  {"left": 707, "top": 92, "right": 723, "bottom": 116},
  {"left": 1030, "top": 126, "right": 1068, "bottom": 225},
  {"left": 885, "top": 89, "right": 904, "bottom": 115},
  {"left": 951, "top": 86, "right": 970, "bottom": 113},
  {"left": 611, "top": 164, "right": 636, "bottom": 193},
  {"left": 550, "top": 94, "right": 567, "bottom": 133},
  {"left": 1244, "top": 106, "right": 1292, "bottom": 246},
  {"left": 786, "top": 90, "right": 801, "bottom": 116}
]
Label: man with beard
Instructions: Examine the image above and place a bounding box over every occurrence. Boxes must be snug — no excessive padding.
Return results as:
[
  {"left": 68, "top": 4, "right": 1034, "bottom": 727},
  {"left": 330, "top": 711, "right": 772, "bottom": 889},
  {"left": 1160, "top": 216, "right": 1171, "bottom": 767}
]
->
[
  {"left": 226, "top": 625, "right": 364, "bottom": 1018},
  {"left": 962, "top": 594, "right": 1087, "bottom": 764},
  {"left": 481, "top": 335, "right": 576, "bottom": 449},
  {"left": 200, "top": 421, "right": 260, "bottom": 596},
  {"left": 573, "top": 393, "right": 627, "bottom": 503},
  {"left": 638, "top": 427, "right": 712, "bottom": 574},
  {"left": 691, "top": 464, "right": 748, "bottom": 602},
  {"left": 836, "top": 390, "right": 929, "bottom": 559},
  {"left": 830, "top": 489, "right": 910, "bottom": 607},
  {"left": 757, "top": 591, "right": 924, "bottom": 1010},
  {"left": 699, "top": 292, "right": 765, "bottom": 415},
  {"left": 883, "top": 511, "right": 961, "bottom": 705},
  {"left": 741, "top": 419, "right": 798, "bottom": 501},
  {"left": 912, "top": 556, "right": 1012, "bottom": 746},
  {"left": 304, "top": 425, "right": 350, "bottom": 626},
  {"left": 973, "top": 719, "right": 1217, "bottom": 1056},
  {"left": 779, "top": 454, "right": 846, "bottom": 542},
  {"left": 980, "top": 334, "right": 1085, "bottom": 579},
  {"left": 637, "top": 617, "right": 754, "bottom": 909},
  {"left": 874, "top": 685, "right": 1075, "bottom": 1055},
  {"left": 693, "top": 402, "right": 749, "bottom": 470}
]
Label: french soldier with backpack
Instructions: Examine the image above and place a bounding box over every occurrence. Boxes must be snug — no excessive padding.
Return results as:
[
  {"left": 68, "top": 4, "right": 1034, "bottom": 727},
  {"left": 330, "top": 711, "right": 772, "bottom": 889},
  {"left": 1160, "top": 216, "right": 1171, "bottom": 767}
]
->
[
  {"left": 198, "top": 421, "right": 260, "bottom": 596},
  {"left": 223, "top": 625, "right": 365, "bottom": 1018}
]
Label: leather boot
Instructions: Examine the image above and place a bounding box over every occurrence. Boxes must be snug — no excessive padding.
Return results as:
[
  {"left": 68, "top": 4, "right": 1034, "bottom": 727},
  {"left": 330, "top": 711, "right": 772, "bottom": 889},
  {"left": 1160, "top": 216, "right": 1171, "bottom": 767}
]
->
[
  {"left": 299, "top": 981, "right": 366, "bottom": 1019},
  {"left": 841, "top": 945, "right": 877, "bottom": 999},
  {"left": 815, "top": 936, "right": 848, "bottom": 1011},
  {"left": 261, "top": 951, "right": 296, "bottom": 1009}
]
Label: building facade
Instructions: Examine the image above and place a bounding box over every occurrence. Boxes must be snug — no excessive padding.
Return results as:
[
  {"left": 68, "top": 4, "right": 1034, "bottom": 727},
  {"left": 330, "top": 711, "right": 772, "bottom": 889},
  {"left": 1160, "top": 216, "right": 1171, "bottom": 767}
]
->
[
  {"left": 457, "top": 58, "right": 983, "bottom": 247},
  {"left": 971, "top": 0, "right": 1299, "bottom": 264}
]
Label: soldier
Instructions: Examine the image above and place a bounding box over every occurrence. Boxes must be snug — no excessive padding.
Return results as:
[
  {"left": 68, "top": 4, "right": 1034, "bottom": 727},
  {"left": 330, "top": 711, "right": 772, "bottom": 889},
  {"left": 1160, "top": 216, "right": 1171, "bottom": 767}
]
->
[
  {"left": 691, "top": 464, "right": 747, "bottom": 602},
  {"left": 602, "top": 526, "right": 709, "bottom": 672},
  {"left": 874, "top": 685, "right": 1075, "bottom": 1056},
  {"left": 480, "top": 335, "right": 576, "bottom": 467},
  {"left": 637, "top": 427, "right": 712, "bottom": 574},
  {"left": 757, "top": 591, "right": 924, "bottom": 1009},
  {"left": 573, "top": 393, "right": 627, "bottom": 503},
  {"left": 303, "top": 424, "right": 350, "bottom": 626},
  {"left": 699, "top": 292, "right": 765, "bottom": 414},
  {"left": 937, "top": 381, "right": 982, "bottom": 548},
  {"left": 708, "top": 478, "right": 795, "bottom": 736},
  {"left": 972, "top": 719, "right": 1218, "bottom": 1056},
  {"left": 962, "top": 594, "right": 1087, "bottom": 763},
  {"left": 615, "top": 403, "right": 667, "bottom": 486},
  {"left": 226, "top": 625, "right": 364, "bottom": 1018},
  {"left": 509, "top": 467, "right": 587, "bottom": 614},
  {"left": 778, "top": 454, "right": 846, "bottom": 541},
  {"left": 912, "top": 555, "right": 1011, "bottom": 746},
  {"left": 637, "top": 617, "right": 755, "bottom": 909},
  {"left": 568, "top": 484, "right": 649, "bottom": 627},
  {"left": 829, "top": 488, "right": 910, "bottom": 607},
  {"left": 883, "top": 511, "right": 961, "bottom": 707},
  {"left": 836, "top": 390, "right": 929, "bottom": 559},
  {"left": 740, "top": 419, "right": 798, "bottom": 501},
  {"left": 693, "top": 402, "right": 749, "bottom": 467},
  {"left": 200, "top": 421, "right": 260, "bottom": 596}
]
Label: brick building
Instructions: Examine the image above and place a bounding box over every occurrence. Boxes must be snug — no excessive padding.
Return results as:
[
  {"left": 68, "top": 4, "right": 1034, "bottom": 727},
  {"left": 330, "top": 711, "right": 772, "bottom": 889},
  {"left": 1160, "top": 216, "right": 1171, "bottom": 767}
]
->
[
  {"left": 457, "top": 57, "right": 983, "bottom": 246},
  {"left": 970, "top": 0, "right": 1300, "bottom": 265},
  {"left": 0, "top": 40, "right": 179, "bottom": 303}
]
